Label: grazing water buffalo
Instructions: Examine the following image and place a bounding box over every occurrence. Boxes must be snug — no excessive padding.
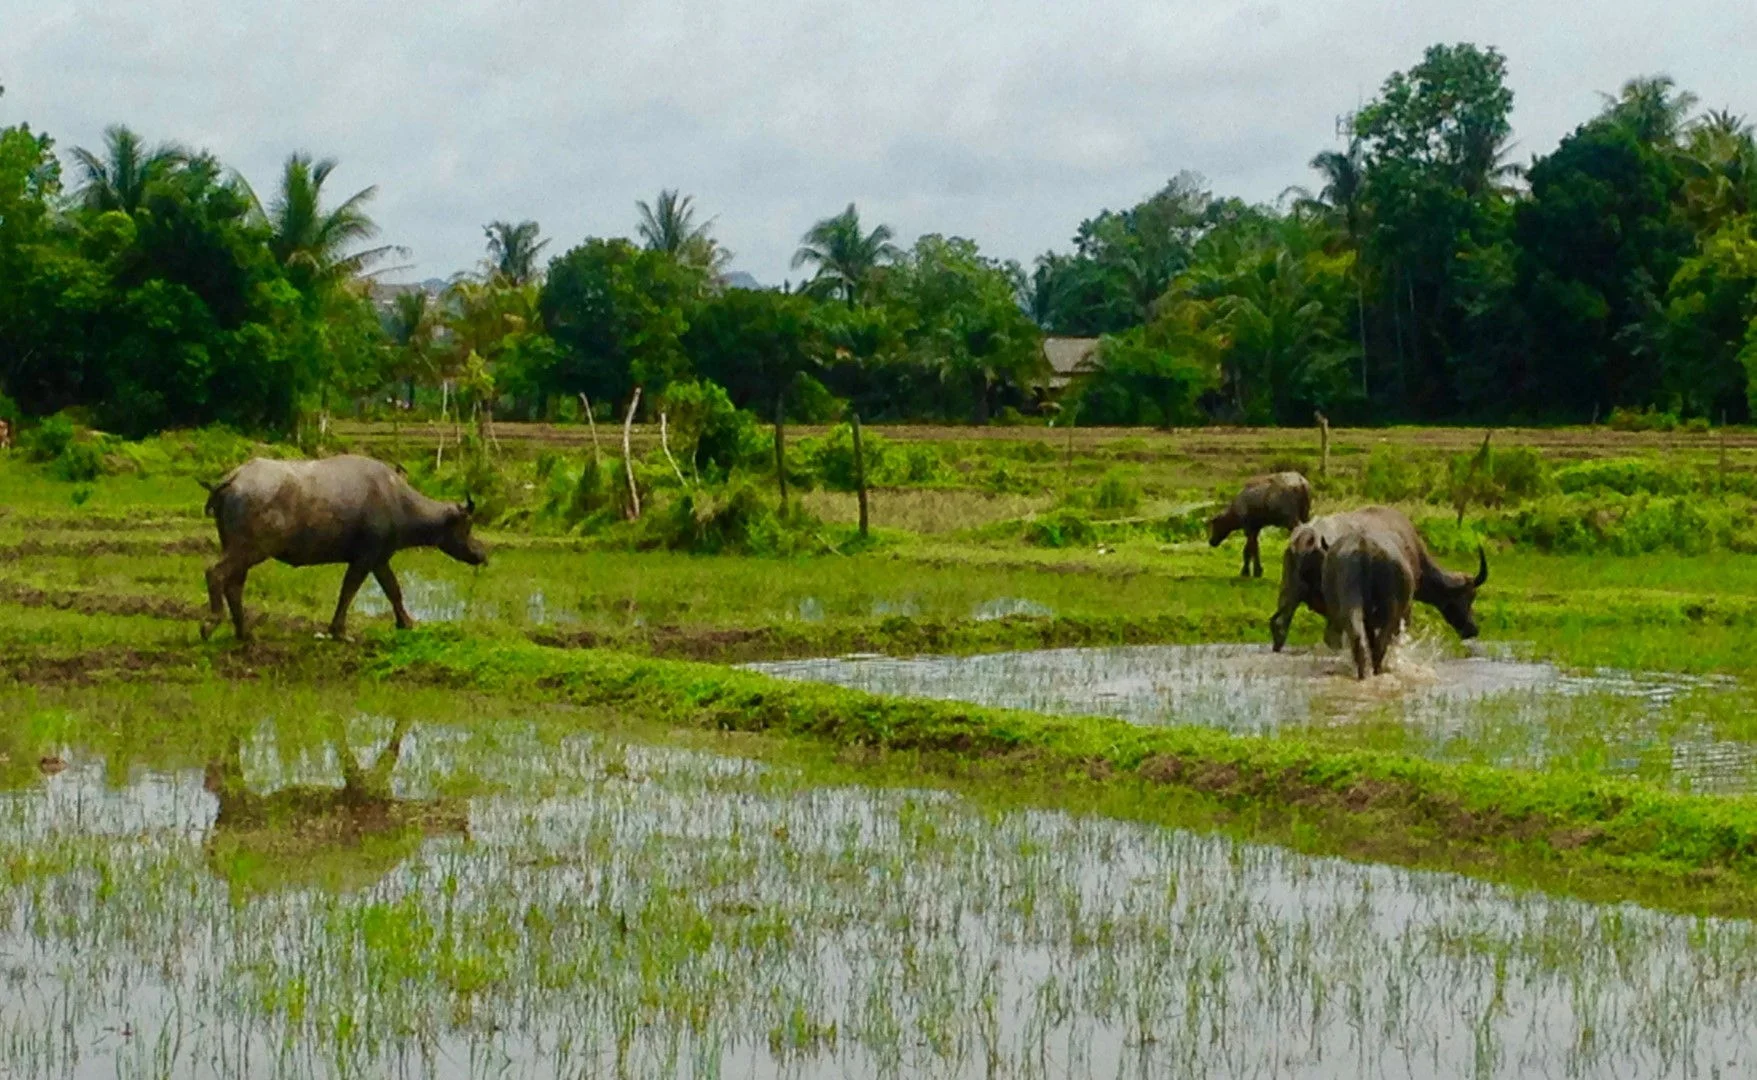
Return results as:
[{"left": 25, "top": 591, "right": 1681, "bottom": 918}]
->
[
  {"left": 1268, "top": 506, "right": 1487, "bottom": 655},
  {"left": 200, "top": 455, "right": 487, "bottom": 643},
  {"left": 1320, "top": 529, "right": 1415, "bottom": 679},
  {"left": 1208, "top": 472, "right": 1313, "bottom": 577}
]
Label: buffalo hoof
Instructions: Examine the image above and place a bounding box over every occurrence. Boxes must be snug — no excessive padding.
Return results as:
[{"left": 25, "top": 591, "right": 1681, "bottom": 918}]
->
[{"left": 199, "top": 621, "right": 214, "bottom": 642}]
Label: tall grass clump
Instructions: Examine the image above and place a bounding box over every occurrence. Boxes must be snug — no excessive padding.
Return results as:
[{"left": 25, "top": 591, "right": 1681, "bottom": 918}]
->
[{"left": 642, "top": 480, "right": 826, "bottom": 555}]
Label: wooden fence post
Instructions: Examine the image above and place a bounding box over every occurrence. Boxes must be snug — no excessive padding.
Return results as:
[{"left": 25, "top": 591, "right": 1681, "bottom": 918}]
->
[{"left": 1315, "top": 411, "right": 1330, "bottom": 477}]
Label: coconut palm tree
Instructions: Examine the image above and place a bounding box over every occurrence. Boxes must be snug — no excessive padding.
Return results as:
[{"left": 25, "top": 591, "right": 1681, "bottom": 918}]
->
[
  {"left": 1293, "top": 140, "right": 1371, "bottom": 393},
  {"left": 1601, "top": 75, "right": 1699, "bottom": 147},
  {"left": 635, "top": 189, "right": 729, "bottom": 272},
  {"left": 252, "top": 153, "right": 400, "bottom": 293},
  {"left": 791, "top": 203, "right": 900, "bottom": 305},
  {"left": 483, "top": 219, "right": 549, "bottom": 285},
  {"left": 1680, "top": 110, "right": 1757, "bottom": 231},
  {"left": 68, "top": 125, "right": 188, "bottom": 213}
]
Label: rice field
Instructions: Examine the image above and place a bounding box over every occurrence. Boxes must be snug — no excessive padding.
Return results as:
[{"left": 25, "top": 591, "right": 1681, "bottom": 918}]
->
[{"left": 5, "top": 424, "right": 1757, "bottom": 1077}]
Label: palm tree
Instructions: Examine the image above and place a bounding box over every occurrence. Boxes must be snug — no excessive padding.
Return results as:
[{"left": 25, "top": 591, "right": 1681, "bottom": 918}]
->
[
  {"left": 1601, "top": 75, "right": 1699, "bottom": 146},
  {"left": 1300, "top": 140, "right": 1371, "bottom": 394},
  {"left": 1681, "top": 110, "right": 1757, "bottom": 230},
  {"left": 791, "top": 203, "right": 900, "bottom": 305},
  {"left": 483, "top": 219, "right": 549, "bottom": 285},
  {"left": 386, "top": 290, "right": 439, "bottom": 407},
  {"left": 635, "top": 189, "right": 729, "bottom": 272},
  {"left": 69, "top": 125, "right": 188, "bottom": 213},
  {"left": 253, "top": 153, "right": 400, "bottom": 292}
]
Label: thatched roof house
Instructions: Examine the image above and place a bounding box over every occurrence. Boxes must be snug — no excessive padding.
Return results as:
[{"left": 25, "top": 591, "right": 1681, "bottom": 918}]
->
[{"left": 1041, "top": 336, "right": 1100, "bottom": 389}]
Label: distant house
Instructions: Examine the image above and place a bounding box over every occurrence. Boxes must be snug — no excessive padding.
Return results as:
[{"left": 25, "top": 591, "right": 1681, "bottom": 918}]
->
[
  {"left": 366, "top": 279, "right": 446, "bottom": 313},
  {"left": 1040, "top": 336, "right": 1100, "bottom": 390}
]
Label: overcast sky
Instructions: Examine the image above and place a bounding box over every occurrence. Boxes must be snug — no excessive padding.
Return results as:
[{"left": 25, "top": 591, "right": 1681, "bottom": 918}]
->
[{"left": 4, "top": 1, "right": 1751, "bottom": 286}]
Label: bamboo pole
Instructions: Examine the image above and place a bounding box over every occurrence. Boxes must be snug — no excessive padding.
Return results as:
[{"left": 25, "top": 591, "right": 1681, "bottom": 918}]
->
[{"left": 660, "top": 410, "right": 687, "bottom": 486}]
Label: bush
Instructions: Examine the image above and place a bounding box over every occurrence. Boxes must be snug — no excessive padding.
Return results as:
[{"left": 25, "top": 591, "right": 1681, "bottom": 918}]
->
[
  {"left": 1090, "top": 470, "right": 1141, "bottom": 515},
  {"left": 1361, "top": 445, "right": 1433, "bottom": 502},
  {"left": 1606, "top": 406, "right": 1679, "bottom": 432},
  {"left": 1484, "top": 494, "right": 1757, "bottom": 555},
  {"left": 643, "top": 480, "right": 822, "bottom": 555},
  {"left": 1552, "top": 458, "right": 1696, "bottom": 496},
  {"left": 1025, "top": 509, "right": 1095, "bottom": 548},
  {"left": 657, "top": 380, "right": 766, "bottom": 480},
  {"left": 801, "top": 423, "right": 889, "bottom": 492},
  {"left": 21, "top": 414, "right": 77, "bottom": 463}
]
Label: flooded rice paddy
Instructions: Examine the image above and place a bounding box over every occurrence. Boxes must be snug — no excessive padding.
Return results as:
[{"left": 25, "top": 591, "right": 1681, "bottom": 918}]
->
[
  {"left": 4, "top": 704, "right": 1757, "bottom": 1078},
  {"left": 748, "top": 642, "right": 1757, "bottom": 791}
]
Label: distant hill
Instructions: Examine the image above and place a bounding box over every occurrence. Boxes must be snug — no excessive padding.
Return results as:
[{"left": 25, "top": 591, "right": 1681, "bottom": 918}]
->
[{"left": 719, "top": 271, "right": 763, "bottom": 290}]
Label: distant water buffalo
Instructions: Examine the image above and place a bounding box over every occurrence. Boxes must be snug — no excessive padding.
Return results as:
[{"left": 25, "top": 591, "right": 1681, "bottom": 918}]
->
[
  {"left": 1269, "top": 506, "right": 1487, "bottom": 658},
  {"left": 1208, "top": 471, "right": 1313, "bottom": 577},
  {"left": 200, "top": 455, "right": 487, "bottom": 643}
]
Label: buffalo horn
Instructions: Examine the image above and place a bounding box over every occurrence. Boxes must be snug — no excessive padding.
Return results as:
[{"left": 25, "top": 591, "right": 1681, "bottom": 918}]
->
[{"left": 1473, "top": 547, "right": 1489, "bottom": 587}]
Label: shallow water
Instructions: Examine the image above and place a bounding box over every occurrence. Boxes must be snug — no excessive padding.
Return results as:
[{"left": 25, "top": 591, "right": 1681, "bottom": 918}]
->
[
  {"left": 5, "top": 714, "right": 1757, "bottom": 1079},
  {"left": 746, "top": 642, "right": 1757, "bottom": 790}
]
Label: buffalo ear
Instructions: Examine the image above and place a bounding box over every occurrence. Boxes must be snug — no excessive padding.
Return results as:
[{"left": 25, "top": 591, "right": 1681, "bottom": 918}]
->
[{"left": 464, "top": 493, "right": 476, "bottom": 517}]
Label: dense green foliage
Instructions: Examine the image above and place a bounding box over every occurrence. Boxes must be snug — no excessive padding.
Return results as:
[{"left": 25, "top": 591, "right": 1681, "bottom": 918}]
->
[{"left": 5, "top": 47, "right": 1757, "bottom": 437}]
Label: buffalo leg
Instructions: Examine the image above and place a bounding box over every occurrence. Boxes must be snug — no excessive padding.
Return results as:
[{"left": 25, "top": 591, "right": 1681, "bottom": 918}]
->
[
  {"left": 201, "top": 560, "right": 229, "bottom": 640},
  {"left": 374, "top": 563, "right": 416, "bottom": 630},
  {"left": 1347, "top": 615, "right": 1370, "bottom": 679},
  {"left": 1370, "top": 626, "right": 1392, "bottom": 675},
  {"left": 224, "top": 567, "right": 250, "bottom": 643},
  {"left": 1249, "top": 530, "right": 1265, "bottom": 578},
  {"left": 1240, "top": 530, "right": 1257, "bottom": 577},
  {"left": 328, "top": 563, "right": 371, "bottom": 639}
]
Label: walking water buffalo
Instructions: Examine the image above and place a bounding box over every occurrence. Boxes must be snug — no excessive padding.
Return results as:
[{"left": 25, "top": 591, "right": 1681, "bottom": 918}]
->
[
  {"left": 199, "top": 455, "right": 487, "bottom": 643},
  {"left": 1320, "top": 529, "right": 1415, "bottom": 679},
  {"left": 1268, "top": 506, "right": 1487, "bottom": 657},
  {"left": 1208, "top": 471, "right": 1313, "bottom": 577}
]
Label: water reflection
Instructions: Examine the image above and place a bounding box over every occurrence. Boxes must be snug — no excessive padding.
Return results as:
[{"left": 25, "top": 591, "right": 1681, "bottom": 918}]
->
[{"left": 1, "top": 720, "right": 1755, "bottom": 1078}]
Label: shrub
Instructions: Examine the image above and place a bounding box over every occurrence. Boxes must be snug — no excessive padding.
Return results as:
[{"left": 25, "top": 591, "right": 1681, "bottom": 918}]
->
[
  {"left": 801, "top": 423, "right": 889, "bottom": 492},
  {"left": 1552, "top": 458, "right": 1695, "bottom": 496},
  {"left": 1025, "top": 509, "right": 1095, "bottom": 548},
  {"left": 657, "top": 380, "right": 766, "bottom": 480},
  {"left": 643, "top": 481, "right": 821, "bottom": 555},
  {"left": 1606, "top": 406, "right": 1679, "bottom": 432},
  {"left": 1361, "top": 445, "right": 1432, "bottom": 502},
  {"left": 1090, "top": 470, "right": 1141, "bottom": 515},
  {"left": 21, "top": 414, "right": 77, "bottom": 463}
]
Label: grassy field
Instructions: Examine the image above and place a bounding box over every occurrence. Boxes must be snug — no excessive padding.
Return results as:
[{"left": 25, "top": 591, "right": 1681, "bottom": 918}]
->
[{"left": 5, "top": 421, "right": 1757, "bottom": 1075}]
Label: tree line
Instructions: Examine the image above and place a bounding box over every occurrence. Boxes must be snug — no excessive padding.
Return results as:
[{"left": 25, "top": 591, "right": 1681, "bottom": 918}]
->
[{"left": 3, "top": 42, "right": 1755, "bottom": 439}]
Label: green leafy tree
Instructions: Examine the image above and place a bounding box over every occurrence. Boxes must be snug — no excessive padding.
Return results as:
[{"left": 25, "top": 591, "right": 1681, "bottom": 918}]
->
[
  {"left": 1660, "top": 216, "right": 1757, "bottom": 420},
  {"left": 1067, "top": 322, "right": 1217, "bottom": 426},
  {"left": 1353, "top": 42, "right": 1519, "bottom": 416},
  {"left": 683, "top": 286, "right": 824, "bottom": 420},
  {"left": 539, "top": 238, "right": 704, "bottom": 408},
  {"left": 1515, "top": 116, "right": 1691, "bottom": 416},
  {"left": 791, "top": 203, "right": 900, "bottom": 304},
  {"left": 881, "top": 234, "right": 1046, "bottom": 423}
]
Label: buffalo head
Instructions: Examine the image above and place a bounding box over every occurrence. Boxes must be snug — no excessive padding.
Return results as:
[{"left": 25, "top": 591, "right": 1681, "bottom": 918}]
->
[
  {"left": 1206, "top": 512, "right": 1234, "bottom": 548},
  {"left": 439, "top": 495, "right": 489, "bottom": 567},
  {"left": 1431, "top": 548, "right": 1488, "bottom": 639}
]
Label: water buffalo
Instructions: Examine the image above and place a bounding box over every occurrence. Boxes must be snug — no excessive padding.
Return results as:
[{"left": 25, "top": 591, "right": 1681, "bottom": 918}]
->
[
  {"left": 1320, "top": 529, "right": 1414, "bottom": 679},
  {"left": 1268, "top": 506, "right": 1487, "bottom": 653},
  {"left": 1208, "top": 472, "right": 1313, "bottom": 577},
  {"left": 200, "top": 455, "right": 487, "bottom": 643}
]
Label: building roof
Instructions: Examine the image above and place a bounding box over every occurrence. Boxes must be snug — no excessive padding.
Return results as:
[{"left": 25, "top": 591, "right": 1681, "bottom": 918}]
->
[{"left": 1041, "top": 336, "right": 1100, "bottom": 387}]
